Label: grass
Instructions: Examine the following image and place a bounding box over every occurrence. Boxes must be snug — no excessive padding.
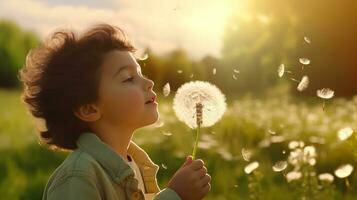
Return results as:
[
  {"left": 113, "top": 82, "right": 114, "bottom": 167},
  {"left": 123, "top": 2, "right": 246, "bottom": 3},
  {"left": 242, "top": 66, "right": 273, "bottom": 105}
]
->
[{"left": 0, "top": 89, "right": 356, "bottom": 199}]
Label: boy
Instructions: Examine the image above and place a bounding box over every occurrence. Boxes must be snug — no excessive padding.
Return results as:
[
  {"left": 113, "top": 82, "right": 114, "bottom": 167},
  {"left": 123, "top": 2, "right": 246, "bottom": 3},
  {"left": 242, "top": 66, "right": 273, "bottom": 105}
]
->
[{"left": 19, "top": 23, "right": 211, "bottom": 200}]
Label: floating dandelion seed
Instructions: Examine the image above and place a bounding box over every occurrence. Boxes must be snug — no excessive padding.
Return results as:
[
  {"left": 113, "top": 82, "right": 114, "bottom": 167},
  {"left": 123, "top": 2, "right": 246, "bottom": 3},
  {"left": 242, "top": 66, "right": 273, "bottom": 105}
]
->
[
  {"left": 161, "top": 163, "right": 168, "bottom": 169},
  {"left": 232, "top": 74, "right": 238, "bottom": 80},
  {"left": 137, "top": 53, "right": 149, "bottom": 61},
  {"left": 177, "top": 70, "right": 183, "bottom": 74},
  {"left": 173, "top": 81, "right": 226, "bottom": 159},
  {"left": 244, "top": 161, "right": 259, "bottom": 174},
  {"left": 337, "top": 127, "right": 354, "bottom": 141},
  {"left": 190, "top": 73, "right": 194, "bottom": 78},
  {"left": 317, "top": 88, "right": 335, "bottom": 111},
  {"left": 278, "top": 64, "right": 285, "bottom": 77},
  {"left": 272, "top": 160, "right": 288, "bottom": 172},
  {"left": 268, "top": 129, "right": 276, "bottom": 135},
  {"left": 233, "top": 69, "right": 240, "bottom": 74},
  {"left": 299, "top": 58, "right": 310, "bottom": 65},
  {"left": 304, "top": 36, "right": 311, "bottom": 44},
  {"left": 241, "top": 148, "right": 252, "bottom": 162},
  {"left": 335, "top": 164, "right": 354, "bottom": 178},
  {"left": 297, "top": 76, "right": 309, "bottom": 92},
  {"left": 318, "top": 173, "right": 334, "bottom": 183},
  {"left": 212, "top": 68, "right": 217, "bottom": 75},
  {"left": 162, "top": 131, "right": 172, "bottom": 136},
  {"left": 163, "top": 83, "right": 171, "bottom": 97}
]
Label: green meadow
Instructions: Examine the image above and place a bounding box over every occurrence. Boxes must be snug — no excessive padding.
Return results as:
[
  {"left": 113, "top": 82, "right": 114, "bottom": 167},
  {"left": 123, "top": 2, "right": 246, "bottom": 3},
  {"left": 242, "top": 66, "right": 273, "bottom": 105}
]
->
[{"left": 1, "top": 89, "right": 356, "bottom": 199}]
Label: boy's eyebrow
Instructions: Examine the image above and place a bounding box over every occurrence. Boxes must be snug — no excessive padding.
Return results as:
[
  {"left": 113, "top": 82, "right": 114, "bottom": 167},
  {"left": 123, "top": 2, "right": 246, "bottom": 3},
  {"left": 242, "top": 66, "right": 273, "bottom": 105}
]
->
[{"left": 112, "top": 64, "right": 138, "bottom": 79}]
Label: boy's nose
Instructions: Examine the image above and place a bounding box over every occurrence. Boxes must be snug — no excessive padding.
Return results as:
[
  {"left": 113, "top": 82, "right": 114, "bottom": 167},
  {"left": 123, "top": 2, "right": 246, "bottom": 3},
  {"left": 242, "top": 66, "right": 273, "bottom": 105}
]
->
[{"left": 145, "top": 78, "right": 154, "bottom": 90}]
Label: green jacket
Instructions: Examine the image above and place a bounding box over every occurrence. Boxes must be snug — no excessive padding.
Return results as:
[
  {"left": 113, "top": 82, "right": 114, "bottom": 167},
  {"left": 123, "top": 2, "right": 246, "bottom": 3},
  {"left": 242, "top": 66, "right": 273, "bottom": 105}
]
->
[{"left": 42, "top": 132, "right": 181, "bottom": 200}]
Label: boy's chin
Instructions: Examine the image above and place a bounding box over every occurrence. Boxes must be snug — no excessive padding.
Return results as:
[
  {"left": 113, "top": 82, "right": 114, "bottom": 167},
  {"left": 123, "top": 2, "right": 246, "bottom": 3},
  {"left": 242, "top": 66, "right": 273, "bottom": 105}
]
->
[{"left": 141, "top": 112, "right": 160, "bottom": 127}]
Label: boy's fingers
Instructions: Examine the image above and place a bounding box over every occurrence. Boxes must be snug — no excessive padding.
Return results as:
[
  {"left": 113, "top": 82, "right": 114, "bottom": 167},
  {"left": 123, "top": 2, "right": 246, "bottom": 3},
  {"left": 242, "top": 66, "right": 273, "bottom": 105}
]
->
[
  {"left": 182, "top": 155, "right": 193, "bottom": 167},
  {"left": 199, "top": 166, "right": 207, "bottom": 178},
  {"left": 191, "top": 159, "right": 204, "bottom": 170}
]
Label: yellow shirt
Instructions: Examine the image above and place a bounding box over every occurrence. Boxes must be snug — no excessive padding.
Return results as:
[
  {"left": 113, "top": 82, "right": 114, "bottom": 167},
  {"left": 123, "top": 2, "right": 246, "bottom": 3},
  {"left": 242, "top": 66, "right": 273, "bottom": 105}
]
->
[{"left": 126, "top": 154, "right": 156, "bottom": 200}]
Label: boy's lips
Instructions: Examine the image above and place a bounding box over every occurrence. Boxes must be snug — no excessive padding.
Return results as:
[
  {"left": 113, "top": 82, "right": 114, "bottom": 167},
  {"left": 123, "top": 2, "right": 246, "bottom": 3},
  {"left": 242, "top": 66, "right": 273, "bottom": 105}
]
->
[{"left": 145, "top": 95, "right": 157, "bottom": 105}]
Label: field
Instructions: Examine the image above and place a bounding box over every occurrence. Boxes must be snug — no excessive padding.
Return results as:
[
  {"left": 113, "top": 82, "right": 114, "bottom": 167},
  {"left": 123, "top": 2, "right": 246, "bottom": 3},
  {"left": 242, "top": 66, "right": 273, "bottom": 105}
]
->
[{"left": 0, "top": 89, "right": 356, "bottom": 199}]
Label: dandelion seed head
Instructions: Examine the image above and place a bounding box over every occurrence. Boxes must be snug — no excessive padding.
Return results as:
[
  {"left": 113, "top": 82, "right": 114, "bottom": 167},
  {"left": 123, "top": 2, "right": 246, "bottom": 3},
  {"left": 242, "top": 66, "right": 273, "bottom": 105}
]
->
[
  {"left": 317, "top": 88, "right": 334, "bottom": 99},
  {"left": 335, "top": 164, "right": 354, "bottom": 178},
  {"left": 337, "top": 127, "right": 354, "bottom": 141},
  {"left": 163, "top": 83, "right": 171, "bottom": 97},
  {"left": 173, "top": 81, "right": 227, "bottom": 129},
  {"left": 318, "top": 173, "right": 334, "bottom": 183},
  {"left": 297, "top": 76, "right": 309, "bottom": 92},
  {"left": 244, "top": 161, "right": 259, "bottom": 174}
]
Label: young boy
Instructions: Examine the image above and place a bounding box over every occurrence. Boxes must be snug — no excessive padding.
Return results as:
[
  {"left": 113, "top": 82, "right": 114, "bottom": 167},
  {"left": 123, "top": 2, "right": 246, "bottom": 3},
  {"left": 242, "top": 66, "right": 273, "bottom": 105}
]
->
[{"left": 19, "top": 23, "right": 211, "bottom": 200}]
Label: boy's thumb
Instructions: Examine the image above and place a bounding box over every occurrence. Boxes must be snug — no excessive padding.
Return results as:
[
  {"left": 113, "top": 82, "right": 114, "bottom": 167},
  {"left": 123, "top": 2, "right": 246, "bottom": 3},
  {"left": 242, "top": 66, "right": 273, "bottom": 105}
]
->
[{"left": 182, "top": 155, "right": 193, "bottom": 167}]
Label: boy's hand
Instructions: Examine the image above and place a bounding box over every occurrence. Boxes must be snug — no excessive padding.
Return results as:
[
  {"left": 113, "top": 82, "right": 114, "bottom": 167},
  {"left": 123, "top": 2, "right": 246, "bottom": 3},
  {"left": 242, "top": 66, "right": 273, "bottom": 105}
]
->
[{"left": 167, "top": 155, "right": 211, "bottom": 200}]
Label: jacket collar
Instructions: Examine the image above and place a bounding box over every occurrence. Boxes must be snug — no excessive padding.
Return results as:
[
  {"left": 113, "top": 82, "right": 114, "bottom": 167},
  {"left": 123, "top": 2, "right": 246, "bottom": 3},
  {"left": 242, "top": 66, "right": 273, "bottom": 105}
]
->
[{"left": 76, "top": 132, "right": 160, "bottom": 193}]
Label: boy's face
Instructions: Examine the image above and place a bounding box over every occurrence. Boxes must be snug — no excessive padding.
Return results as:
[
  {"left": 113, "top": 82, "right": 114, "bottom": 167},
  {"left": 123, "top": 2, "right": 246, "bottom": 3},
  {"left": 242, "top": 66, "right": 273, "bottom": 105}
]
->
[{"left": 95, "top": 50, "right": 158, "bottom": 130}]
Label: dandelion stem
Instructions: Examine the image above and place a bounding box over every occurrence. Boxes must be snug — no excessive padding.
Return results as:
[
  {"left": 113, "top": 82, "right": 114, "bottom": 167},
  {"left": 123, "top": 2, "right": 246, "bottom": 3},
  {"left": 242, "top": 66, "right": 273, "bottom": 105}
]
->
[{"left": 192, "top": 125, "right": 200, "bottom": 160}]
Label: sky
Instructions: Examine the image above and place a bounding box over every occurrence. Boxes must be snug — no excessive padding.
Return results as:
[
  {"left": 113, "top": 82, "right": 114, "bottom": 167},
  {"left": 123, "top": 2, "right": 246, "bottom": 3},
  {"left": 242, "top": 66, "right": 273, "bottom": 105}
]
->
[{"left": 0, "top": 0, "right": 241, "bottom": 60}]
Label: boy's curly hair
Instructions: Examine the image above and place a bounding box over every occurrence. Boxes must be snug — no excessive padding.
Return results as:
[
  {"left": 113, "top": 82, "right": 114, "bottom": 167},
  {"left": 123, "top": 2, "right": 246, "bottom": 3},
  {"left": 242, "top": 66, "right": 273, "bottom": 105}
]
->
[{"left": 19, "top": 23, "right": 136, "bottom": 151}]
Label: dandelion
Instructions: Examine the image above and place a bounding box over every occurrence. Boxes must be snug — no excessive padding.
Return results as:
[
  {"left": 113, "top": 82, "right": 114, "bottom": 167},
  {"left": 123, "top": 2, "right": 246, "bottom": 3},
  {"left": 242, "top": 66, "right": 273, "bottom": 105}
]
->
[
  {"left": 337, "top": 127, "right": 353, "bottom": 141},
  {"left": 304, "top": 36, "right": 311, "bottom": 44},
  {"left": 173, "top": 81, "right": 226, "bottom": 159},
  {"left": 318, "top": 173, "right": 334, "bottom": 183},
  {"left": 272, "top": 160, "right": 288, "bottom": 172},
  {"left": 317, "top": 88, "right": 335, "bottom": 111},
  {"left": 334, "top": 164, "right": 354, "bottom": 179},
  {"left": 162, "top": 83, "right": 171, "bottom": 97},
  {"left": 278, "top": 64, "right": 285, "bottom": 77},
  {"left": 244, "top": 161, "right": 259, "bottom": 174},
  {"left": 297, "top": 76, "right": 309, "bottom": 92}
]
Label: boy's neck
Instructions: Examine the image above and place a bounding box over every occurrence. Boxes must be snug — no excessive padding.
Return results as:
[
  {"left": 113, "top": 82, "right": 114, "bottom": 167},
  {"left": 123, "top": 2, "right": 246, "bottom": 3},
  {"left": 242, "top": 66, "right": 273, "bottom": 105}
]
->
[{"left": 92, "top": 124, "right": 134, "bottom": 162}]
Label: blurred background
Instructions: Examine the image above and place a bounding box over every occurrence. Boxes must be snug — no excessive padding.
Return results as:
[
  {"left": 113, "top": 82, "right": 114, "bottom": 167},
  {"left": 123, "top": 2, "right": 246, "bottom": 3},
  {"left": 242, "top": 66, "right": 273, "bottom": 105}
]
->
[{"left": 0, "top": 0, "right": 356, "bottom": 199}]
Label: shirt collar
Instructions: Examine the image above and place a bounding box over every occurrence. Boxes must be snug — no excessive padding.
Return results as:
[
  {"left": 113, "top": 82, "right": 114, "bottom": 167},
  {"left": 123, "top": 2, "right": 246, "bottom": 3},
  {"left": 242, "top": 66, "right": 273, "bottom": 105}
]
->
[{"left": 76, "top": 131, "right": 159, "bottom": 186}]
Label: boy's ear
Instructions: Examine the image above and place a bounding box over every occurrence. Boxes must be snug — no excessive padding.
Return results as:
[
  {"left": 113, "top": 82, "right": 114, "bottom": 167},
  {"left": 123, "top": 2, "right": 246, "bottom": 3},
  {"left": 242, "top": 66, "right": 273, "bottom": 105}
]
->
[{"left": 73, "top": 103, "right": 101, "bottom": 122}]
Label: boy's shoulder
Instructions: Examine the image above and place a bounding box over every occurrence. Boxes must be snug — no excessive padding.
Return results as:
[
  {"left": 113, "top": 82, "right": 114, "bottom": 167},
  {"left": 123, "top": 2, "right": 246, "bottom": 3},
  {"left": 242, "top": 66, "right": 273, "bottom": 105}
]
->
[{"left": 44, "top": 149, "right": 102, "bottom": 193}]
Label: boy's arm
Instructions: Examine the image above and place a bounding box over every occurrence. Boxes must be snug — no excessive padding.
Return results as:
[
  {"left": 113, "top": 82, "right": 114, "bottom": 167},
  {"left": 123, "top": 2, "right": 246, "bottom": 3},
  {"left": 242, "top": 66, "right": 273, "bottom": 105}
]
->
[
  {"left": 44, "top": 175, "right": 101, "bottom": 200},
  {"left": 153, "top": 187, "right": 182, "bottom": 200}
]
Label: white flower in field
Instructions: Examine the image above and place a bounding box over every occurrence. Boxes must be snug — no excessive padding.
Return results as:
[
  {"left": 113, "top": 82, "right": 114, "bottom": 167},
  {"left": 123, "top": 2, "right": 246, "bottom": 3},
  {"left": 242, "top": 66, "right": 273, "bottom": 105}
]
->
[
  {"left": 241, "top": 148, "right": 252, "bottom": 162},
  {"left": 288, "top": 145, "right": 316, "bottom": 168},
  {"left": 303, "top": 146, "right": 316, "bottom": 166},
  {"left": 244, "top": 161, "right": 259, "bottom": 174},
  {"left": 286, "top": 171, "right": 302, "bottom": 182},
  {"left": 334, "top": 164, "right": 354, "bottom": 178},
  {"left": 272, "top": 160, "right": 288, "bottom": 172},
  {"left": 337, "top": 127, "right": 354, "bottom": 141},
  {"left": 297, "top": 76, "right": 309, "bottom": 92},
  {"left": 299, "top": 58, "right": 310, "bottom": 65},
  {"left": 277, "top": 64, "right": 285, "bottom": 77},
  {"left": 288, "top": 140, "right": 304, "bottom": 149},
  {"left": 318, "top": 173, "right": 334, "bottom": 183},
  {"left": 172, "top": 81, "right": 227, "bottom": 129},
  {"left": 317, "top": 88, "right": 334, "bottom": 99},
  {"left": 163, "top": 83, "right": 171, "bottom": 97}
]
